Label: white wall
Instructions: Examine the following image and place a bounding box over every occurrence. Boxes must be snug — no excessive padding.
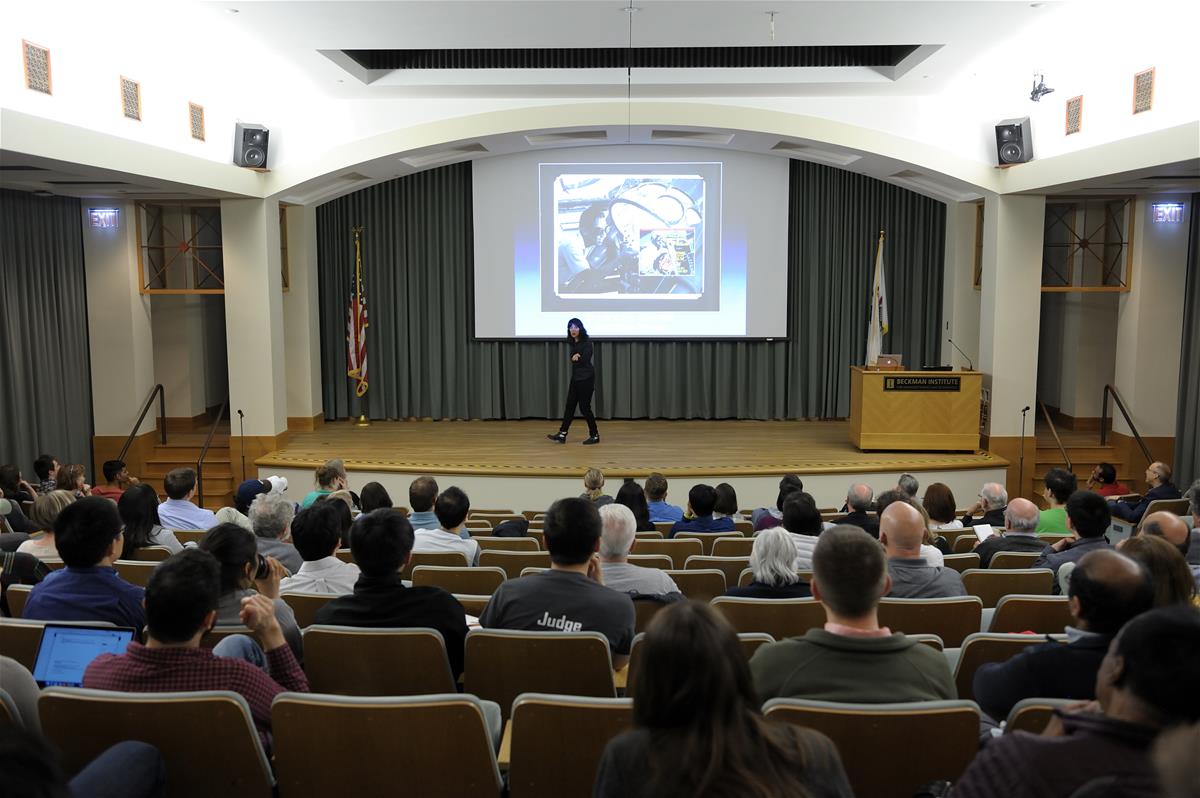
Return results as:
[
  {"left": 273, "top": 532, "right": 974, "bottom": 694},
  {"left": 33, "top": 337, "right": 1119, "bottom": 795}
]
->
[
  {"left": 941, "top": 201, "right": 981, "bottom": 369},
  {"left": 150, "top": 296, "right": 209, "bottom": 419},
  {"left": 282, "top": 205, "right": 323, "bottom": 421}
]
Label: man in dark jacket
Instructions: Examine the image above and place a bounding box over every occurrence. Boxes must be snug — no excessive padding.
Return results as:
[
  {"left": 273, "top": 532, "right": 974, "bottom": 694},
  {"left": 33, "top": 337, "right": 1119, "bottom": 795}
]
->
[
  {"left": 831, "top": 483, "right": 879, "bottom": 538},
  {"left": 1109, "top": 462, "right": 1180, "bottom": 524},
  {"left": 960, "top": 482, "right": 1008, "bottom": 528}
]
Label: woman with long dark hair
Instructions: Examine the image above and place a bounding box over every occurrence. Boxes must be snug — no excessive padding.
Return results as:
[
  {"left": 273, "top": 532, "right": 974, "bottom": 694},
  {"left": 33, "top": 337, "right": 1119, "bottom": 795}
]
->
[
  {"left": 117, "top": 483, "right": 183, "bottom": 558},
  {"left": 616, "top": 481, "right": 655, "bottom": 532},
  {"left": 594, "top": 601, "right": 852, "bottom": 798},
  {"left": 547, "top": 317, "right": 599, "bottom": 445}
]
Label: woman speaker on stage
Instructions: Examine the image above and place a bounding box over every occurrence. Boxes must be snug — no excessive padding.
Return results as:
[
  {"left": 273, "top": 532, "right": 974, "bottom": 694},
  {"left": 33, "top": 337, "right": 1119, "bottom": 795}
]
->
[{"left": 547, "top": 317, "right": 600, "bottom": 445}]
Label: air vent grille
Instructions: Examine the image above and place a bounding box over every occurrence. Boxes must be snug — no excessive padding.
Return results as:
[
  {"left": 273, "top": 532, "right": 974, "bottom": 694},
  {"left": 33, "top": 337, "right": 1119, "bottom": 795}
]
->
[
  {"left": 189, "top": 103, "right": 205, "bottom": 140},
  {"left": 121, "top": 77, "right": 141, "bottom": 121},
  {"left": 1132, "top": 68, "right": 1154, "bottom": 114},
  {"left": 525, "top": 130, "right": 608, "bottom": 145},
  {"left": 22, "top": 40, "right": 51, "bottom": 94},
  {"left": 1065, "top": 96, "right": 1082, "bottom": 135}
]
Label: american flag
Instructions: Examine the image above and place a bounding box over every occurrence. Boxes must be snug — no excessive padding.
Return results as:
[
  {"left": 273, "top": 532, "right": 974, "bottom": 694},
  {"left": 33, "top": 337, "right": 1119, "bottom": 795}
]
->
[{"left": 347, "top": 252, "right": 368, "bottom": 398}]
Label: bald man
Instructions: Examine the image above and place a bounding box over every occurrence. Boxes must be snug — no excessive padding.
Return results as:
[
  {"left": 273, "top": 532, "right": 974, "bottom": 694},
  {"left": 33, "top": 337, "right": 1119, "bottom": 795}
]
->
[
  {"left": 973, "top": 548, "right": 1154, "bottom": 722},
  {"left": 973, "top": 497, "right": 1047, "bottom": 567},
  {"left": 831, "top": 483, "right": 879, "bottom": 538},
  {"left": 1110, "top": 461, "right": 1180, "bottom": 524},
  {"left": 880, "top": 501, "right": 966, "bottom": 598},
  {"left": 961, "top": 482, "right": 1008, "bottom": 528}
]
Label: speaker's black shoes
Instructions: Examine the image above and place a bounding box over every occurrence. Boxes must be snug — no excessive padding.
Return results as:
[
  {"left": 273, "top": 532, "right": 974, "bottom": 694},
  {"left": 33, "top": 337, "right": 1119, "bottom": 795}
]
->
[
  {"left": 547, "top": 432, "right": 567, "bottom": 443},
  {"left": 582, "top": 435, "right": 600, "bottom": 445}
]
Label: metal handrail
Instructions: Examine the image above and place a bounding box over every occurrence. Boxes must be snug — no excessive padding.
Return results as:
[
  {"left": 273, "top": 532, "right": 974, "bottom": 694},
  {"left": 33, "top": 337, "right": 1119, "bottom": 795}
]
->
[
  {"left": 117, "top": 384, "right": 167, "bottom": 462},
  {"left": 195, "top": 399, "right": 228, "bottom": 506},
  {"left": 1037, "top": 400, "right": 1072, "bottom": 472},
  {"left": 1099, "top": 384, "right": 1154, "bottom": 466}
]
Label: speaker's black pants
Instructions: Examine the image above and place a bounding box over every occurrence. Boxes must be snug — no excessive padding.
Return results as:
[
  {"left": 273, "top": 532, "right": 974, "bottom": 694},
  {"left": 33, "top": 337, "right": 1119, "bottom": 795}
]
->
[{"left": 560, "top": 377, "right": 598, "bottom": 437}]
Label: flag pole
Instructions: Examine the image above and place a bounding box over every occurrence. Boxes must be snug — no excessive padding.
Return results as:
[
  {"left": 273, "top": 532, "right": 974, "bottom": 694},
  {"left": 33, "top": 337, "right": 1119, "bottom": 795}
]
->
[{"left": 352, "top": 226, "right": 370, "bottom": 427}]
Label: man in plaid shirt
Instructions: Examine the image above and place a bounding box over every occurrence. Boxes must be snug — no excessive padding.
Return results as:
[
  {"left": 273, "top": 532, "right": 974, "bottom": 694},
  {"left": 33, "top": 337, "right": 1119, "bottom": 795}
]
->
[{"left": 84, "top": 549, "right": 308, "bottom": 748}]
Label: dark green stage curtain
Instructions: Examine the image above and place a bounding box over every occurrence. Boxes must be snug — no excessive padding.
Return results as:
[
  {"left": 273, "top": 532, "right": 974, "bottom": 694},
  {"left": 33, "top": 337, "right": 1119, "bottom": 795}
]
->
[
  {"left": 1175, "top": 194, "right": 1199, "bottom": 488},
  {"left": 0, "top": 189, "right": 93, "bottom": 472},
  {"left": 317, "top": 160, "right": 944, "bottom": 421}
]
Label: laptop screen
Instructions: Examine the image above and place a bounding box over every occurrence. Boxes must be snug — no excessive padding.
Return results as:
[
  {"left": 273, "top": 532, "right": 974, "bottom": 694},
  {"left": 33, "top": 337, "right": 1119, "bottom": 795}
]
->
[{"left": 32, "top": 625, "right": 136, "bottom": 688}]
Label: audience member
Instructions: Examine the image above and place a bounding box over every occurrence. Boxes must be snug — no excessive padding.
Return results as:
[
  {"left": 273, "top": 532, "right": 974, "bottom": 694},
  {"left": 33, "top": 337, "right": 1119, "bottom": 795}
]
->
[
  {"left": 972, "top": 497, "right": 1046, "bottom": 567},
  {"left": 961, "top": 482, "right": 1008, "bottom": 528},
  {"left": 830, "top": 483, "right": 879, "bottom": 537},
  {"left": 972, "top": 548, "right": 1153, "bottom": 722},
  {"left": 922, "top": 482, "right": 963, "bottom": 533},
  {"left": 0, "top": 550, "right": 50, "bottom": 605},
  {"left": 1119, "top": 534, "right": 1195, "bottom": 606},
  {"left": 0, "top": 463, "right": 37, "bottom": 504},
  {"left": 314, "top": 509, "right": 469, "bottom": 678},
  {"left": 897, "top": 473, "right": 919, "bottom": 499},
  {"left": 481, "top": 497, "right": 634, "bottom": 668},
  {"left": 91, "top": 459, "right": 138, "bottom": 500},
  {"left": 198, "top": 523, "right": 303, "bottom": 661},
  {"left": 752, "top": 474, "right": 802, "bottom": 531},
  {"left": 1110, "top": 461, "right": 1180, "bottom": 524},
  {"left": 726, "top": 528, "right": 811, "bottom": 599},
  {"left": 359, "top": 481, "right": 393, "bottom": 513},
  {"left": 594, "top": 601, "right": 852, "bottom": 798},
  {"left": 1141, "top": 508, "right": 1200, "bottom": 566},
  {"left": 55, "top": 463, "right": 91, "bottom": 498},
  {"left": 614, "top": 481, "right": 656, "bottom": 532},
  {"left": 316, "top": 494, "right": 354, "bottom": 547},
  {"left": 408, "top": 476, "right": 450, "bottom": 533},
  {"left": 0, "top": 724, "right": 166, "bottom": 798},
  {"left": 156, "top": 467, "right": 219, "bottom": 531},
  {"left": 23, "top": 497, "right": 145, "bottom": 630},
  {"left": 581, "top": 467, "right": 613, "bottom": 507},
  {"left": 248, "top": 492, "right": 301, "bottom": 573},
  {"left": 279, "top": 503, "right": 361, "bottom": 595},
  {"left": 1037, "top": 467, "right": 1077, "bottom": 534},
  {"left": 1087, "top": 461, "right": 1131, "bottom": 497},
  {"left": 751, "top": 525, "right": 954, "bottom": 703},
  {"left": 955, "top": 605, "right": 1200, "bottom": 798},
  {"left": 117, "top": 483, "right": 183, "bottom": 559},
  {"left": 0, "top": 494, "right": 36, "bottom": 538},
  {"left": 598, "top": 504, "right": 681, "bottom": 599},
  {"left": 17, "top": 491, "right": 75, "bottom": 559},
  {"left": 779, "top": 491, "right": 822, "bottom": 570},
  {"left": 670, "top": 484, "right": 735, "bottom": 536},
  {"left": 644, "top": 472, "right": 684, "bottom": 523},
  {"left": 880, "top": 501, "right": 966, "bottom": 598},
  {"left": 713, "top": 482, "right": 746, "bottom": 523},
  {"left": 33, "top": 453, "right": 59, "bottom": 495},
  {"left": 1033, "top": 490, "right": 1112, "bottom": 592},
  {"left": 232, "top": 476, "right": 288, "bottom": 516},
  {"left": 412, "top": 486, "right": 480, "bottom": 566},
  {"left": 300, "top": 459, "right": 348, "bottom": 508},
  {"left": 876, "top": 490, "right": 945, "bottom": 565},
  {"left": 83, "top": 548, "right": 309, "bottom": 749}
]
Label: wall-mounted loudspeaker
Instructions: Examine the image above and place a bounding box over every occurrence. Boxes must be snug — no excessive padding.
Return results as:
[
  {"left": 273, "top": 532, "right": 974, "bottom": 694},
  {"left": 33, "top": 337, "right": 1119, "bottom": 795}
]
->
[
  {"left": 233, "top": 123, "right": 269, "bottom": 168},
  {"left": 994, "top": 117, "right": 1033, "bottom": 165}
]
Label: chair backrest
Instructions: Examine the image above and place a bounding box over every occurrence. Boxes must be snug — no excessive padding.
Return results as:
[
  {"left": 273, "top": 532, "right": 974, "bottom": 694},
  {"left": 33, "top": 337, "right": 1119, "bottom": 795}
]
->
[
  {"left": 1137, "top": 499, "right": 1190, "bottom": 531},
  {"left": 763, "top": 698, "right": 981, "bottom": 797},
  {"left": 954, "top": 633, "right": 1054, "bottom": 701},
  {"left": 663, "top": 569, "right": 726, "bottom": 601},
  {"left": 633, "top": 531, "right": 663, "bottom": 540},
  {"left": 39, "top": 687, "right": 274, "bottom": 798},
  {"left": 42, "top": 558, "right": 67, "bottom": 570},
  {"left": 173, "top": 529, "right": 207, "bottom": 545},
  {"left": 652, "top": 521, "right": 675, "bottom": 535},
  {"left": 519, "top": 567, "right": 548, "bottom": 578},
  {"left": 464, "top": 519, "right": 494, "bottom": 531},
  {"left": 952, "top": 535, "right": 978, "bottom": 553},
  {"left": 710, "top": 597, "right": 826, "bottom": 640},
  {"left": 733, "top": 520, "right": 754, "bottom": 535},
  {"left": 961, "top": 568, "right": 1053, "bottom": 608},
  {"left": 401, "top": 551, "right": 470, "bottom": 580},
  {"left": 200, "top": 625, "right": 255, "bottom": 649},
  {"left": 464, "top": 630, "right": 615, "bottom": 720},
  {"left": 301, "top": 625, "right": 456, "bottom": 695},
  {"left": 6, "top": 583, "right": 32, "bottom": 618},
  {"left": 131, "top": 545, "right": 173, "bottom": 562},
  {"left": 1004, "top": 697, "right": 1075, "bottom": 735},
  {"left": 507, "top": 693, "right": 633, "bottom": 798},
  {"left": 738, "top": 567, "right": 754, "bottom": 587},
  {"left": 527, "top": 530, "right": 546, "bottom": 548},
  {"left": 876, "top": 597, "right": 983, "bottom": 647},
  {"left": 1038, "top": 534, "right": 1072, "bottom": 546},
  {"left": 411, "top": 565, "right": 507, "bottom": 595},
  {"left": 454, "top": 594, "right": 490, "bottom": 617},
  {"left": 989, "top": 594, "right": 1072, "bottom": 635},
  {"left": 477, "top": 550, "right": 552, "bottom": 580},
  {"left": 0, "top": 618, "right": 117, "bottom": 671},
  {"left": 633, "top": 598, "right": 667, "bottom": 634},
  {"left": 989, "top": 551, "right": 1042, "bottom": 569},
  {"left": 630, "top": 538, "right": 702, "bottom": 569},
  {"left": 334, "top": 549, "right": 355, "bottom": 564},
  {"left": 908, "top": 633, "right": 946, "bottom": 651},
  {"left": 683, "top": 555, "right": 751, "bottom": 587},
  {"left": 674, "top": 531, "right": 743, "bottom": 555},
  {"left": 942, "top": 553, "right": 981, "bottom": 573},
  {"left": 625, "top": 554, "right": 673, "bottom": 570},
  {"left": 271, "top": 692, "right": 502, "bottom": 798},
  {"left": 279, "top": 592, "right": 336, "bottom": 629},
  {"left": 112, "top": 559, "right": 157, "bottom": 587},
  {"left": 710, "top": 537, "right": 755, "bottom": 558},
  {"left": 627, "top": 632, "right": 773, "bottom": 694},
  {"left": 473, "top": 536, "right": 540, "bottom": 552}
]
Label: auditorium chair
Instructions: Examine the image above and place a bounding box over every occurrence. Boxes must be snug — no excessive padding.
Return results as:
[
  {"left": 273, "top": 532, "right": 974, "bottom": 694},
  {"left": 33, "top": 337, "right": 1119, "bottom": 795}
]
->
[
  {"left": 733, "top": 520, "right": 754, "bottom": 535},
  {"left": 988, "top": 551, "right": 1043, "bottom": 569},
  {"left": 173, "top": 529, "right": 207, "bottom": 546},
  {"left": 632, "top": 598, "right": 668, "bottom": 634},
  {"left": 519, "top": 567, "right": 548, "bottom": 578},
  {"left": 471, "top": 512, "right": 524, "bottom": 525},
  {"left": 763, "top": 698, "right": 981, "bottom": 797},
  {"left": 112, "top": 559, "right": 158, "bottom": 587},
  {"left": 625, "top": 554, "right": 673, "bottom": 570},
  {"left": 711, "top": 537, "right": 755, "bottom": 558},
  {"left": 652, "top": 522, "right": 675, "bottom": 535},
  {"left": 710, "top": 597, "right": 826, "bottom": 641},
  {"left": 464, "top": 519, "right": 494, "bottom": 532},
  {"left": 663, "top": 569, "right": 726, "bottom": 601},
  {"left": 952, "top": 535, "right": 978, "bottom": 554},
  {"left": 942, "top": 553, "right": 980, "bottom": 573},
  {"left": 633, "top": 531, "right": 664, "bottom": 540},
  {"left": 272, "top": 693, "right": 502, "bottom": 798},
  {"left": 334, "top": 549, "right": 355, "bottom": 564},
  {"left": 674, "top": 531, "right": 743, "bottom": 555},
  {"left": 527, "top": 530, "right": 545, "bottom": 548},
  {"left": 1, "top": 618, "right": 118, "bottom": 671},
  {"left": 953, "top": 632, "right": 1060, "bottom": 702},
  {"left": 42, "top": 559, "right": 66, "bottom": 570},
  {"left": 411, "top": 565, "right": 507, "bottom": 595},
  {"left": 506, "top": 693, "right": 633, "bottom": 798},
  {"left": 200, "top": 625, "right": 254, "bottom": 649},
  {"left": 40, "top": 688, "right": 274, "bottom": 797},
  {"left": 478, "top": 550, "right": 552, "bottom": 580},
  {"left": 908, "top": 634, "right": 946, "bottom": 651},
  {"left": 626, "top": 632, "right": 773, "bottom": 693},
  {"left": 473, "top": 536, "right": 540, "bottom": 552},
  {"left": 130, "top": 545, "right": 173, "bottom": 562},
  {"left": 630, "top": 538, "right": 702, "bottom": 569},
  {"left": 987, "top": 594, "right": 1072, "bottom": 635},
  {"left": 5, "top": 583, "right": 32, "bottom": 618},
  {"left": 520, "top": 510, "right": 545, "bottom": 521},
  {"left": 301, "top": 625, "right": 456, "bottom": 695},
  {"left": 877, "top": 597, "right": 983, "bottom": 647},
  {"left": 279, "top": 592, "right": 335, "bottom": 629},
  {"left": 683, "top": 555, "right": 750, "bottom": 587},
  {"left": 464, "top": 630, "right": 616, "bottom": 720},
  {"left": 1004, "top": 697, "right": 1075, "bottom": 735},
  {"left": 961, "top": 568, "right": 1053, "bottom": 608},
  {"left": 402, "top": 551, "right": 471, "bottom": 580},
  {"left": 455, "top": 594, "right": 490, "bottom": 617},
  {"left": 1037, "top": 534, "right": 1072, "bottom": 546}
]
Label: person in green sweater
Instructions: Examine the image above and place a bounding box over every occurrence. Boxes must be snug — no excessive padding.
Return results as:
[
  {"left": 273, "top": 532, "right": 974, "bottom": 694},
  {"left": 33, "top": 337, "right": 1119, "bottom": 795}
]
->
[
  {"left": 1037, "top": 468, "right": 1077, "bottom": 535},
  {"left": 750, "top": 525, "right": 955, "bottom": 704}
]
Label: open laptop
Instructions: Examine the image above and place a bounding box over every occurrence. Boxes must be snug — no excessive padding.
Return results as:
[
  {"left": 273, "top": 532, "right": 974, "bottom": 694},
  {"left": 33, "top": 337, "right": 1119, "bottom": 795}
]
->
[{"left": 32, "top": 624, "right": 136, "bottom": 688}]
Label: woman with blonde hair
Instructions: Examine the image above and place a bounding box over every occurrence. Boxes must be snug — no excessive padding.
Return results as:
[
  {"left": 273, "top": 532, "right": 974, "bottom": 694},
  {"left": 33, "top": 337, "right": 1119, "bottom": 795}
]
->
[
  {"left": 301, "top": 459, "right": 348, "bottom": 508},
  {"left": 16, "top": 490, "right": 75, "bottom": 561},
  {"left": 580, "top": 467, "right": 613, "bottom": 507}
]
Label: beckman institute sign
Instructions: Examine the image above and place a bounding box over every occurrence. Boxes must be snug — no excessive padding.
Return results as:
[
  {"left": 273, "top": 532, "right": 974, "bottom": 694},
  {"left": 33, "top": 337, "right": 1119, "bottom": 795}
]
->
[{"left": 883, "top": 375, "right": 962, "bottom": 392}]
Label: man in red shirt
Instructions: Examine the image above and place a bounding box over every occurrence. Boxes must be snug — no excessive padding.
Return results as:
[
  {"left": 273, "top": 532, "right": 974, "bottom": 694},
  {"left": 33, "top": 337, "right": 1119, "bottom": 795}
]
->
[
  {"left": 90, "top": 459, "right": 138, "bottom": 501},
  {"left": 1086, "top": 462, "right": 1130, "bottom": 498},
  {"left": 84, "top": 549, "right": 308, "bottom": 748}
]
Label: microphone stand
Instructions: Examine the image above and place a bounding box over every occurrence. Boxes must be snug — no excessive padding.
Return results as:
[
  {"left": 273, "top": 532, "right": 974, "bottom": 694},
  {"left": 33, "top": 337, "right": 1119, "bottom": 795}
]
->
[
  {"left": 237, "top": 409, "right": 246, "bottom": 482},
  {"left": 1018, "top": 405, "right": 1030, "bottom": 498}
]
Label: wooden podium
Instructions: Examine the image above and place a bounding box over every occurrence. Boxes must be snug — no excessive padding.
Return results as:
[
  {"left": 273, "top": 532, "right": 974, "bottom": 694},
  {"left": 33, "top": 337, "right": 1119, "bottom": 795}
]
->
[{"left": 849, "top": 367, "right": 982, "bottom": 452}]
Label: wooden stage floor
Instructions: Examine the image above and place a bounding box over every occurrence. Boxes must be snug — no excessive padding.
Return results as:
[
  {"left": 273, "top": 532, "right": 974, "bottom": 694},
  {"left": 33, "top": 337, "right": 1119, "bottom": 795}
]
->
[{"left": 258, "top": 420, "right": 1007, "bottom": 478}]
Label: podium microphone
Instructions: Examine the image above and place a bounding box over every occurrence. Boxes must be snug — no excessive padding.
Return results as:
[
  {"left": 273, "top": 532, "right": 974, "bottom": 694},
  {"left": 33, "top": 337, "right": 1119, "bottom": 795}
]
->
[{"left": 948, "top": 338, "right": 974, "bottom": 371}]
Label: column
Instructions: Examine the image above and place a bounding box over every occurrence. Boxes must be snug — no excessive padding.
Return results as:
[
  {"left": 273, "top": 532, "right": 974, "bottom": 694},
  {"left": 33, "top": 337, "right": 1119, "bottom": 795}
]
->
[{"left": 282, "top": 204, "right": 324, "bottom": 430}]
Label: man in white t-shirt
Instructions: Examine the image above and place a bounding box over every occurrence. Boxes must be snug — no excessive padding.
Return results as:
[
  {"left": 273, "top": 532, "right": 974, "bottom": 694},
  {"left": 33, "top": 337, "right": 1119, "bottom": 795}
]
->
[
  {"left": 598, "top": 504, "right": 681, "bottom": 599},
  {"left": 412, "top": 486, "right": 480, "bottom": 566}
]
